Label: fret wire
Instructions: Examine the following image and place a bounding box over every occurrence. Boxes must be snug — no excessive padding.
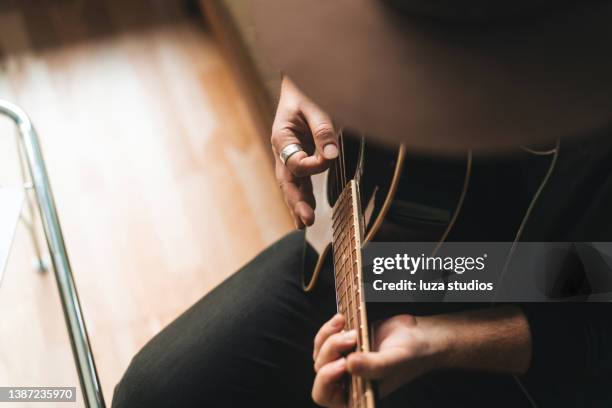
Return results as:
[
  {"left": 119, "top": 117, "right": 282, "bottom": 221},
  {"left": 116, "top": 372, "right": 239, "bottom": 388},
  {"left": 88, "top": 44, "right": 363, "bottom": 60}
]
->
[
  {"left": 335, "top": 270, "right": 347, "bottom": 287},
  {"left": 333, "top": 220, "right": 346, "bottom": 243},
  {"left": 333, "top": 200, "right": 348, "bottom": 230},
  {"left": 332, "top": 202, "right": 346, "bottom": 226},
  {"left": 333, "top": 187, "right": 347, "bottom": 212},
  {"left": 335, "top": 240, "right": 348, "bottom": 263},
  {"left": 334, "top": 208, "right": 348, "bottom": 234}
]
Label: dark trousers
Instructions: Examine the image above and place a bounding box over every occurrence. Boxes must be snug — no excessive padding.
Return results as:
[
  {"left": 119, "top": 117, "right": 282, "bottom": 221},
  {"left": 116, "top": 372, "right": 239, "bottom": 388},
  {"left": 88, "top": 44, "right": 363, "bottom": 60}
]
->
[{"left": 112, "top": 231, "right": 533, "bottom": 408}]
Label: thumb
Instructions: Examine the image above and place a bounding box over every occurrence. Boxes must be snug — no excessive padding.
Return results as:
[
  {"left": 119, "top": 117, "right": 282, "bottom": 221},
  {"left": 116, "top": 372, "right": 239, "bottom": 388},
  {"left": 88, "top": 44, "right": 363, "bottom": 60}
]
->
[
  {"left": 300, "top": 100, "right": 338, "bottom": 160},
  {"left": 346, "top": 351, "right": 397, "bottom": 380}
]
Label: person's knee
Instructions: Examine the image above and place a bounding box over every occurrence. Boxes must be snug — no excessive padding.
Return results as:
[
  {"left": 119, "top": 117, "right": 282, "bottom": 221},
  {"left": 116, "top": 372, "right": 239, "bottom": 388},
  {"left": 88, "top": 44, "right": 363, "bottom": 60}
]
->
[
  {"left": 111, "top": 287, "right": 269, "bottom": 407},
  {"left": 112, "top": 348, "right": 164, "bottom": 408},
  {"left": 112, "top": 362, "right": 147, "bottom": 407},
  {"left": 112, "top": 230, "right": 314, "bottom": 407}
]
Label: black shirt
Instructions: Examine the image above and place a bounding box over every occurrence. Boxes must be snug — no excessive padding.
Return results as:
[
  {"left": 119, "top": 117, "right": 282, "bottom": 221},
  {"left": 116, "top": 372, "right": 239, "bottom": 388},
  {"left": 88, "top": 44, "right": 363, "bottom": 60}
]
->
[{"left": 384, "top": 130, "right": 612, "bottom": 406}]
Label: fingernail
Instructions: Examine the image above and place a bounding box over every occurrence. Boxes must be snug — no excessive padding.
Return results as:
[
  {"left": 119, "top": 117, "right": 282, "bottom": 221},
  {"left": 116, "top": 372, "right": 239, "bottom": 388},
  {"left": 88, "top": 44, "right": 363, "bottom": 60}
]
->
[
  {"left": 331, "top": 314, "right": 343, "bottom": 327},
  {"left": 342, "top": 330, "right": 357, "bottom": 342},
  {"left": 323, "top": 144, "right": 338, "bottom": 159}
]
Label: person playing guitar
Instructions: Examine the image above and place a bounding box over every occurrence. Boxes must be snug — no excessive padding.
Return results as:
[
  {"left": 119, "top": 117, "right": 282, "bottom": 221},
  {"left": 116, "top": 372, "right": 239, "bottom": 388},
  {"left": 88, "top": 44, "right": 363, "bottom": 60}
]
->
[{"left": 113, "top": 2, "right": 612, "bottom": 407}]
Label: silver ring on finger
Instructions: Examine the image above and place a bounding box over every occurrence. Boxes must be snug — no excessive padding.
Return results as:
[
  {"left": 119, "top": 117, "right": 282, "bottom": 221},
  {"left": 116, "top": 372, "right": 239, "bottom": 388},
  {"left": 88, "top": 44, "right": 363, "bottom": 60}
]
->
[{"left": 279, "top": 143, "right": 304, "bottom": 165}]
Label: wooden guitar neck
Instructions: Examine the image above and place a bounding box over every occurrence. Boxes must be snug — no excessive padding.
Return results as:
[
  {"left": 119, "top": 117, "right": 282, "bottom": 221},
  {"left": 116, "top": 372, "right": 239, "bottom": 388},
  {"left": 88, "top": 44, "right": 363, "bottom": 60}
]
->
[{"left": 332, "top": 180, "right": 375, "bottom": 408}]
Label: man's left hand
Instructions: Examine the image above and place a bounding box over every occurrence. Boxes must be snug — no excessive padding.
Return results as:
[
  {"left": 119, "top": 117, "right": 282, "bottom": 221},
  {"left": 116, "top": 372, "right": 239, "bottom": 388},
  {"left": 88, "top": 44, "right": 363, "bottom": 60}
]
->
[
  {"left": 311, "top": 306, "right": 532, "bottom": 407},
  {"left": 311, "top": 314, "right": 449, "bottom": 407}
]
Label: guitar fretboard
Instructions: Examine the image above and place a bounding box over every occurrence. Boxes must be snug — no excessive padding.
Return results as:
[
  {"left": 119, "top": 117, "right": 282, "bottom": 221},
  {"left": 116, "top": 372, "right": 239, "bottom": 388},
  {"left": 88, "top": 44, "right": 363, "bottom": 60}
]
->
[{"left": 332, "top": 180, "right": 375, "bottom": 408}]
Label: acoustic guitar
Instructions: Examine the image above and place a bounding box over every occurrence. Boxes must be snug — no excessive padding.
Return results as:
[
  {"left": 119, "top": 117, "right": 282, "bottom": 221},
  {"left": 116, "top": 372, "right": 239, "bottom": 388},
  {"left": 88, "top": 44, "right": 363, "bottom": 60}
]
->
[{"left": 301, "top": 131, "right": 471, "bottom": 408}]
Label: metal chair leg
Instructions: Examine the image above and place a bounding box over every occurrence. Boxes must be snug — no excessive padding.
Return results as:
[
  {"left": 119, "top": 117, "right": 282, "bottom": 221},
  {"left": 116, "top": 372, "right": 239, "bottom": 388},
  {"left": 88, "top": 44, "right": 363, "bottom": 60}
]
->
[
  {"left": 15, "top": 128, "right": 48, "bottom": 273},
  {"left": 1, "top": 99, "right": 106, "bottom": 408}
]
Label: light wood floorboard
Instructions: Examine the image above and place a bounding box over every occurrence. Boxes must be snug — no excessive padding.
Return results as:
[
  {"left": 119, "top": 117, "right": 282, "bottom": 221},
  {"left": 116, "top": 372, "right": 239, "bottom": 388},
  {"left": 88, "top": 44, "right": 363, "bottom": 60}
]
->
[{"left": 0, "top": 2, "right": 292, "bottom": 405}]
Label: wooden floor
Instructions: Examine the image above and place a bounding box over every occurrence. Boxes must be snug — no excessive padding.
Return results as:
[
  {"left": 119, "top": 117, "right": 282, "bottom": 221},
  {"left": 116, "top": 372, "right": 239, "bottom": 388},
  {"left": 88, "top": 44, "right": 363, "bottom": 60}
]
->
[{"left": 0, "top": 1, "right": 292, "bottom": 406}]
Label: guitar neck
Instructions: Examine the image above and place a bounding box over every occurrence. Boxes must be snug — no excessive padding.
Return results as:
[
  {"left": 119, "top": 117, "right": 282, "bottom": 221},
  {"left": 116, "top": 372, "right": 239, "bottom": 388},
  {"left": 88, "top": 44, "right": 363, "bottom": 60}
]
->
[{"left": 331, "top": 180, "right": 375, "bottom": 408}]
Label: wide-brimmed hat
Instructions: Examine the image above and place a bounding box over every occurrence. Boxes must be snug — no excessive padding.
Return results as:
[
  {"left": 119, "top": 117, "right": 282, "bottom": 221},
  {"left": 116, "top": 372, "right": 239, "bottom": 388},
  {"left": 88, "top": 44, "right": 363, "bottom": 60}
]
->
[{"left": 252, "top": 0, "right": 612, "bottom": 152}]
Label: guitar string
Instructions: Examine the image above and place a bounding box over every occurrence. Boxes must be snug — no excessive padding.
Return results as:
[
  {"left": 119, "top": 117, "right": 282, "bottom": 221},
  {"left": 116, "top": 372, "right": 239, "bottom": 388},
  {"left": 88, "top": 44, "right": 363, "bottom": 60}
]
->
[
  {"left": 335, "top": 127, "right": 344, "bottom": 199},
  {"left": 335, "top": 130, "right": 342, "bottom": 195},
  {"left": 334, "top": 149, "right": 340, "bottom": 200}
]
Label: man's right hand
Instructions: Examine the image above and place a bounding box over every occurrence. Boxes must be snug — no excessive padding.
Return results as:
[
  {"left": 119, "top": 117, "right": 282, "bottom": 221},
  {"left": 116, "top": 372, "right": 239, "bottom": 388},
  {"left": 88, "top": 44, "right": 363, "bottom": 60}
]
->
[{"left": 271, "top": 76, "right": 338, "bottom": 229}]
